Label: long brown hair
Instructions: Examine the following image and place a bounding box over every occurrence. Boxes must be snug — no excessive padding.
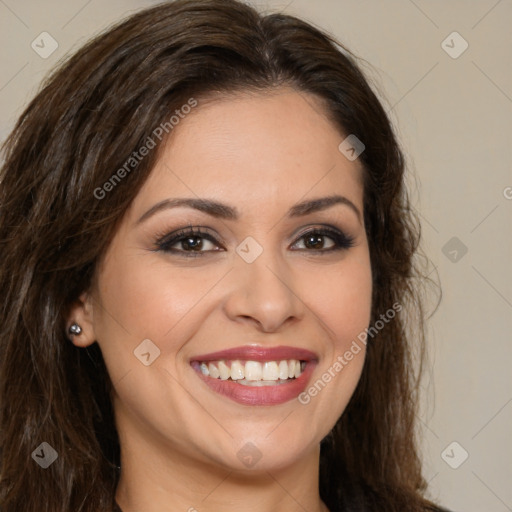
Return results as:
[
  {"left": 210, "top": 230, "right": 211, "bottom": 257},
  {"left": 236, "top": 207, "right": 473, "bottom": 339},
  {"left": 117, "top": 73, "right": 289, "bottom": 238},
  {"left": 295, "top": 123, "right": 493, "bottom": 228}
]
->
[{"left": 0, "top": 1, "right": 441, "bottom": 511}]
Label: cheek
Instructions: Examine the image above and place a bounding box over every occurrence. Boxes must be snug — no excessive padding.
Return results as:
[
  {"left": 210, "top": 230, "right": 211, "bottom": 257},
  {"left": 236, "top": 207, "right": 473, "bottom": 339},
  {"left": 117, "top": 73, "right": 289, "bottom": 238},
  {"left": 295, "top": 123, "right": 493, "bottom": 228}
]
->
[
  {"left": 306, "top": 252, "right": 373, "bottom": 348},
  {"left": 295, "top": 251, "right": 372, "bottom": 422},
  {"left": 95, "top": 252, "right": 218, "bottom": 339},
  {"left": 92, "top": 251, "right": 232, "bottom": 386}
]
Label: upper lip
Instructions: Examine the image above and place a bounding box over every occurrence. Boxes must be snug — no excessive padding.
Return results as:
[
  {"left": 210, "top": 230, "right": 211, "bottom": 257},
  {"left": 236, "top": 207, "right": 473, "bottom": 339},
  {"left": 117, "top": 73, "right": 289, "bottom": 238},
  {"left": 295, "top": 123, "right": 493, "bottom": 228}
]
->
[{"left": 191, "top": 345, "right": 318, "bottom": 363}]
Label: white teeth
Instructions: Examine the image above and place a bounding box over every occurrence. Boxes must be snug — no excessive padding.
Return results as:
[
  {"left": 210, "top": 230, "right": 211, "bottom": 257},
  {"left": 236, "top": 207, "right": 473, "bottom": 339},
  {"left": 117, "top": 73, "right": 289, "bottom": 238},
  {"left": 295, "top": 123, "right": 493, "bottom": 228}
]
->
[
  {"left": 262, "top": 361, "right": 279, "bottom": 380},
  {"left": 237, "top": 379, "right": 289, "bottom": 387},
  {"left": 245, "top": 361, "right": 262, "bottom": 381},
  {"left": 278, "top": 360, "right": 289, "bottom": 379},
  {"left": 218, "top": 360, "right": 230, "bottom": 380},
  {"left": 208, "top": 362, "right": 220, "bottom": 379},
  {"left": 197, "top": 359, "right": 305, "bottom": 382},
  {"left": 230, "top": 360, "right": 245, "bottom": 380}
]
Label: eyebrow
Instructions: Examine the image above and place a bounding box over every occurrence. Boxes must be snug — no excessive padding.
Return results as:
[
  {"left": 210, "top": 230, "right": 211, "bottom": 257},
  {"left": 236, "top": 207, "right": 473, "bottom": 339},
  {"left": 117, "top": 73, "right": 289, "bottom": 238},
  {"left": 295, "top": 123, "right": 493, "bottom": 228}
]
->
[{"left": 136, "top": 194, "right": 362, "bottom": 224}]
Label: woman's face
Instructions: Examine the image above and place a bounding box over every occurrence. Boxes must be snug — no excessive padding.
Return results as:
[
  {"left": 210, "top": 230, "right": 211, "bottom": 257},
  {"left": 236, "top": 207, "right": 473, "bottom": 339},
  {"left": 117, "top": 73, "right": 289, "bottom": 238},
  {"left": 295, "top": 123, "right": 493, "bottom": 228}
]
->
[{"left": 73, "top": 88, "right": 372, "bottom": 473}]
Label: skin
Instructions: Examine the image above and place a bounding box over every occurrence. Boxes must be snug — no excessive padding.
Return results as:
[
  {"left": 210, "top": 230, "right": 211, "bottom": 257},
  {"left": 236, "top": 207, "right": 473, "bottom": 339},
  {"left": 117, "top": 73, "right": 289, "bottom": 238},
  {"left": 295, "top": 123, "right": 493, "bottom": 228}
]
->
[{"left": 69, "top": 87, "right": 372, "bottom": 512}]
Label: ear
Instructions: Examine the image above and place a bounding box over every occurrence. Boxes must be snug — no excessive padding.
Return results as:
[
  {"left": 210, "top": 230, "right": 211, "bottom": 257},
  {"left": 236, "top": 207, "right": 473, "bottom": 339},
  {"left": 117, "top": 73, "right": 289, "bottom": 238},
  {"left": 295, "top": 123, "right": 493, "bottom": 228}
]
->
[{"left": 66, "top": 291, "right": 96, "bottom": 347}]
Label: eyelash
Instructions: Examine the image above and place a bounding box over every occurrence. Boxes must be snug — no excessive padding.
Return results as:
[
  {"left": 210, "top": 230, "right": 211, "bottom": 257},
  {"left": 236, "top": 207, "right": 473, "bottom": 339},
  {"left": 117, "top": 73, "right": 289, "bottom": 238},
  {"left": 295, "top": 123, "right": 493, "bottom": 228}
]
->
[{"left": 154, "top": 225, "right": 355, "bottom": 257}]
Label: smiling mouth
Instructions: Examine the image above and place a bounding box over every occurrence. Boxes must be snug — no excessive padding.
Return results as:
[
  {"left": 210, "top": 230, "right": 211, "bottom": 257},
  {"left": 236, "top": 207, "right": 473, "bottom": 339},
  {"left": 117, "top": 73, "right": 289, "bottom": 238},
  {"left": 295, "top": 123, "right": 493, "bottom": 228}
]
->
[
  {"left": 189, "top": 345, "right": 317, "bottom": 405},
  {"left": 191, "top": 359, "right": 307, "bottom": 386}
]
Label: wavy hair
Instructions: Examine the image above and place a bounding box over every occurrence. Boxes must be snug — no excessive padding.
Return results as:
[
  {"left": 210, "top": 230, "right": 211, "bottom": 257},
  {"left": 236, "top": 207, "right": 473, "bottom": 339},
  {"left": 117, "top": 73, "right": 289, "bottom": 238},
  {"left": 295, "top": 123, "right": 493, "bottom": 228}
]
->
[{"left": 0, "top": 1, "right": 440, "bottom": 511}]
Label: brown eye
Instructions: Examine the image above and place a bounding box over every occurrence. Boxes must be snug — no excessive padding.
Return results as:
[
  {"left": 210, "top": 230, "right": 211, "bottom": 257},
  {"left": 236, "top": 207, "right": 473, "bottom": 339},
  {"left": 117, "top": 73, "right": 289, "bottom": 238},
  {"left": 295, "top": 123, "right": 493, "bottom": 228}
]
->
[
  {"left": 155, "top": 227, "right": 223, "bottom": 255},
  {"left": 291, "top": 228, "right": 355, "bottom": 252},
  {"left": 178, "top": 236, "right": 207, "bottom": 251},
  {"left": 303, "top": 233, "right": 333, "bottom": 250}
]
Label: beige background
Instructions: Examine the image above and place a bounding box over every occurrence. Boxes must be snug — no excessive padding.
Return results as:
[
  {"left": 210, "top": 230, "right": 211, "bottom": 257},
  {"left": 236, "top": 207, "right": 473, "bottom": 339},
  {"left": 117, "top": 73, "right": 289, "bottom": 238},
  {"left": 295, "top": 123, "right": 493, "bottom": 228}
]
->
[{"left": 1, "top": 1, "right": 511, "bottom": 511}]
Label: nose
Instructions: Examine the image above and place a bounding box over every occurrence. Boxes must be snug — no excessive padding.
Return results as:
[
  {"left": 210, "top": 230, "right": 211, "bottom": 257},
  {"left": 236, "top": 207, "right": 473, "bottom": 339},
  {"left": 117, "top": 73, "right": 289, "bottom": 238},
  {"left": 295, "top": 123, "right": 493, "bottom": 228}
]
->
[{"left": 222, "top": 249, "right": 305, "bottom": 333}]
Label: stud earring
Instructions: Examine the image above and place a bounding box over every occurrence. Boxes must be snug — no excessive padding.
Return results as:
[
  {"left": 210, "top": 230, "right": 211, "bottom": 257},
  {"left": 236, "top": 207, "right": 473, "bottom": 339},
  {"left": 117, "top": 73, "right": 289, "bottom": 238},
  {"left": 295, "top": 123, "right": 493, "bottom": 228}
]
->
[{"left": 68, "top": 323, "right": 82, "bottom": 336}]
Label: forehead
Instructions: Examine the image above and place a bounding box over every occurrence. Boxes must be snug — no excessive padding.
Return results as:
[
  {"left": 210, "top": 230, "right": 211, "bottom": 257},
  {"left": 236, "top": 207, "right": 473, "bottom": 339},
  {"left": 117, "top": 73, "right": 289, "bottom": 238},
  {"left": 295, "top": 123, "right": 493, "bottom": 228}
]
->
[{"left": 131, "top": 88, "right": 364, "bottom": 214}]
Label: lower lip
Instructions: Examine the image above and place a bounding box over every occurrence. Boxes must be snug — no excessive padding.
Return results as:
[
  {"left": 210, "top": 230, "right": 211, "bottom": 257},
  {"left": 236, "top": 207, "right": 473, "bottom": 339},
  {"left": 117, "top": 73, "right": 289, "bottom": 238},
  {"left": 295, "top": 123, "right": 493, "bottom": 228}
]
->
[{"left": 191, "top": 362, "right": 317, "bottom": 406}]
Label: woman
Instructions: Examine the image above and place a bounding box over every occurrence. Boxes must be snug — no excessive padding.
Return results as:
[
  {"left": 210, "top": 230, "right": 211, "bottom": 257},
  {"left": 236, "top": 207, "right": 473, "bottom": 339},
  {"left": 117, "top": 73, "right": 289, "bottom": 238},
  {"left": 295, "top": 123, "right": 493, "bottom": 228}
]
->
[{"left": 0, "top": 0, "right": 446, "bottom": 511}]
